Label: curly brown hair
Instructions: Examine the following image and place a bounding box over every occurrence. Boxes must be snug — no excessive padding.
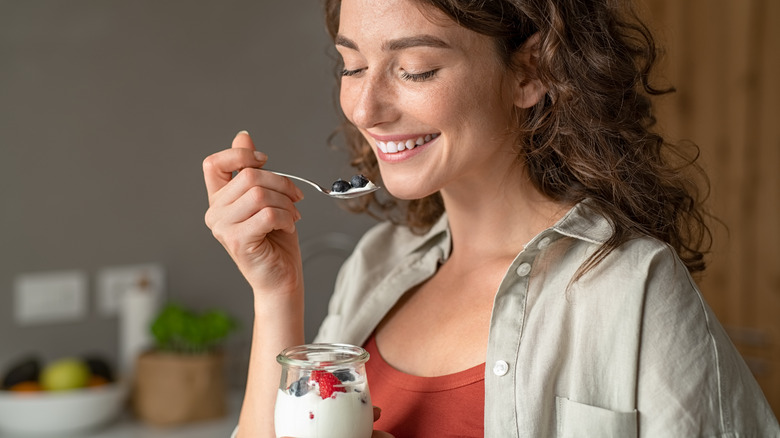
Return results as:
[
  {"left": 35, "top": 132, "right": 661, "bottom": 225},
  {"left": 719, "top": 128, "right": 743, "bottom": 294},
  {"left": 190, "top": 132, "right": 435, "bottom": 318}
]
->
[{"left": 323, "top": 0, "right": 712, "bottom": 274}]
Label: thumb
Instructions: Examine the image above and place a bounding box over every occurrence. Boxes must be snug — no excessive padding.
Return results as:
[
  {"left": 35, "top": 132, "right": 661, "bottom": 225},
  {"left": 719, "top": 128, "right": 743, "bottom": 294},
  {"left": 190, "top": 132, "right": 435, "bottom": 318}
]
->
[{"left": 232, "top": 130, "right": 256, "bottom": 151}]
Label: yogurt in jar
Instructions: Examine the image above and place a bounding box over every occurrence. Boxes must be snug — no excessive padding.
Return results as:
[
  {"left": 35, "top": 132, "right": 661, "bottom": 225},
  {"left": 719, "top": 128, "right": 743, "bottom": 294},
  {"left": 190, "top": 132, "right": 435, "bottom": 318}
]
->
[
  {"left": 274, "top": 385, "right": 372, "bottom": 438},
  {"left": 274, "top": 344, "right": 373, "bottom": 438}
]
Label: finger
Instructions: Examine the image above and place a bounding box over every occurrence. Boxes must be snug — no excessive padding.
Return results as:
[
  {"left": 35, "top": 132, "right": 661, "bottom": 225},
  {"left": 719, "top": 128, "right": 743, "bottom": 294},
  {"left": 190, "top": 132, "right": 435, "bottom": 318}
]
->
[
  {"left": 211, "top": 167, "right": 304, "bottom": 209},
  {"left": 209, "top": 184, "right": 301, "bottom": 229},
  {"left": 203, "top": 132, "right": 268, "bottom": 198},
  {"left": 241, "top": 205, "right": 299, "bottom": 235},
  {"left": 230, "top": 131, "right": 270, "bottom": 174},
  {"left": 232, "top": 130, "right": 255, "bottom": 151}
]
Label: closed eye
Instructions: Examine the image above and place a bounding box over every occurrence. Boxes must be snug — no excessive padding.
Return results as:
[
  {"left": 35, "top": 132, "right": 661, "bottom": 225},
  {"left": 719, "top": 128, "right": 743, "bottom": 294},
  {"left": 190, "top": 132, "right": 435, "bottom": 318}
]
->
[
  {"left": 341, "top": 68, "right": 366, "bottom": 77},
  {"left": 400, "top": 69, "right": 438, "bottom": 82}
]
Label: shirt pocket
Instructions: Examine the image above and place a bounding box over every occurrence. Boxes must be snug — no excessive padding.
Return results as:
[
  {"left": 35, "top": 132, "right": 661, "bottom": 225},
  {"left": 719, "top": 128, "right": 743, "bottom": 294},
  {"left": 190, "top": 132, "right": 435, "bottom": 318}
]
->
[{"left": 556, "top": 396, "right": 637, "bottom": 438}]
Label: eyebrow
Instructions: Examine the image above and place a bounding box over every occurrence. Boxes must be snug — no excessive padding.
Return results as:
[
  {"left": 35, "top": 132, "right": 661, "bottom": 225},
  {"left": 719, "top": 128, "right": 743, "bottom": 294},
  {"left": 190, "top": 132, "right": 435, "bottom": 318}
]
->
[{"left": 335, "top": 34, "right": 451, "bottom": 52}]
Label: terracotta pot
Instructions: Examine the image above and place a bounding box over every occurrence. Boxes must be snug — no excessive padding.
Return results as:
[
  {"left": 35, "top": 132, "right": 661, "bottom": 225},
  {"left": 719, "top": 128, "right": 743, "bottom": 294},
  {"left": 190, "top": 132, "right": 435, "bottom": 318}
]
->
[{"left": 132, "top": 351, "right": 226, "bottom": 426}]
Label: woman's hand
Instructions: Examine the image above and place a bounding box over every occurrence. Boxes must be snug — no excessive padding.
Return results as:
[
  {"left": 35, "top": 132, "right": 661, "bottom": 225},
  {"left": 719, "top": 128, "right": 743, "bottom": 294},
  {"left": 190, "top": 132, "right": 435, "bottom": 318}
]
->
[
  {"left": 203, "top": 131, "right": 305, "bottom": 295},
  {"left": 370, "top": 406, "right": 395, "bottom": 437}
]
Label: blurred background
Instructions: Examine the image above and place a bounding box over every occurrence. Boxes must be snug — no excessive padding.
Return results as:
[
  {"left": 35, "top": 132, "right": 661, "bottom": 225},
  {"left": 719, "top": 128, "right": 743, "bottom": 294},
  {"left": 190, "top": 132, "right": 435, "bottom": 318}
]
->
[
  {"left": 0, "top": 0, "right": 375, "bottom": 413},
  {"left": 0, "top": 0, "right": 777, "bottom": 432}
]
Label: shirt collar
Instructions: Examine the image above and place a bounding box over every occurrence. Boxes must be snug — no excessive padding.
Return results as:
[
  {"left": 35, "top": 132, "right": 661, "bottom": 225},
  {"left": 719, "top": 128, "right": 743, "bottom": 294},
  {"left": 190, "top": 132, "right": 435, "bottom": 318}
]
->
[
  {"left": 550, "top": 199, "right": 614, "bottom": 245},
  {"left": 402, "top": 212, "right": 451, "bottom": 261},
  {"left": 402, "top": 199, "right": 612, "bottom": 260}
]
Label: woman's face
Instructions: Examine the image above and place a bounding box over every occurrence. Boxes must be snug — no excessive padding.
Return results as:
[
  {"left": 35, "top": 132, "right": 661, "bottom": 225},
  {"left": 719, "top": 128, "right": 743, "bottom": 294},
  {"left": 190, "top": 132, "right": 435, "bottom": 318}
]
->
[{"left": 336, "top": 0, "right": 523, "bottom": 200}]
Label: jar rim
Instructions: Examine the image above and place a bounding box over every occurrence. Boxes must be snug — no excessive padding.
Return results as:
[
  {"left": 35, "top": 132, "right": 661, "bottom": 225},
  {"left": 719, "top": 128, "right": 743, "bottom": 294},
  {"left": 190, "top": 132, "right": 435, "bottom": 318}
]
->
[{"left": 276, "top": 343, "right": 369, "bottom": 369}]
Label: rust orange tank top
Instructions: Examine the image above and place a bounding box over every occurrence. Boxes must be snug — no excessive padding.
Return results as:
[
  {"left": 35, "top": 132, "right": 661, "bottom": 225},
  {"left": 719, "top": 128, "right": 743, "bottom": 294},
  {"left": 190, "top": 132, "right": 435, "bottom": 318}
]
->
[{"left": 363, "top": 334, "right": 485, "bottom": 437}]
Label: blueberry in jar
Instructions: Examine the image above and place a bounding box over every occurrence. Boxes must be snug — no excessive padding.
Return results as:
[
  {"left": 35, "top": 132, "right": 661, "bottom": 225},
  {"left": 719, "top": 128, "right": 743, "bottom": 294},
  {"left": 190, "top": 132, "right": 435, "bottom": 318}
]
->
[
  {"left": 289, "top": 375, "right": 310, "bottom": 397},
  {"left": 350, "top": 174, "right": 369, "bottom": 189},
  {"left": 333, "top": 369, "right": 356, "bottom": 382},
  {"left": 331, "top": 179, "right": 352, "bottom": 193}
]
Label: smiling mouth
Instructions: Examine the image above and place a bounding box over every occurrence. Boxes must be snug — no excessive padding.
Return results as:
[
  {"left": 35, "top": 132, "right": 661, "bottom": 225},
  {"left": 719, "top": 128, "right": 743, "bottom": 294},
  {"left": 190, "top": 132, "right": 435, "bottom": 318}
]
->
[{"left": 375, "top": 133, "right": 440, "bottom": 154}]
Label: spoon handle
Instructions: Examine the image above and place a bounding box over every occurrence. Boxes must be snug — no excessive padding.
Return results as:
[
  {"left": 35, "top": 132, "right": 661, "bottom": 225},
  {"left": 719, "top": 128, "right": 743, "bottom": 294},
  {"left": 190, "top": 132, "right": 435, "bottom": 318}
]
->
[{"left": 264, "top": 169, "right": 330, "bottom": 195}]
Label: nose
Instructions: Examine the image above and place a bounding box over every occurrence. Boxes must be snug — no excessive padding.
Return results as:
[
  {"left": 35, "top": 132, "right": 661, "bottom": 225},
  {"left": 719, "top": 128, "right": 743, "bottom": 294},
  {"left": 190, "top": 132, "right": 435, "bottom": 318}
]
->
[{"left": 343, "top": 71, "right": 398, "bottom": 129}]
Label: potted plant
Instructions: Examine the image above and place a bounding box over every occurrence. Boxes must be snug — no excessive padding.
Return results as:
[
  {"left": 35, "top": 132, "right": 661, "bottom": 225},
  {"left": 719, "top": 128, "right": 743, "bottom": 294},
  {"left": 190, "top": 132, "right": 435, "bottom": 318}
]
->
[{"left": 132, "top": 303, "right": 238, "bottom": 426}]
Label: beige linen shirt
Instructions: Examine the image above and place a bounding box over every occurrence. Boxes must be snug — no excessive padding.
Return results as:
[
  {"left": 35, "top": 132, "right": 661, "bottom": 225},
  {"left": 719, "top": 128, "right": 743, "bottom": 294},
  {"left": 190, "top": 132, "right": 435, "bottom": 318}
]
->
[{"left": 311, "top": 200, "right": 779, "bottom": 437}]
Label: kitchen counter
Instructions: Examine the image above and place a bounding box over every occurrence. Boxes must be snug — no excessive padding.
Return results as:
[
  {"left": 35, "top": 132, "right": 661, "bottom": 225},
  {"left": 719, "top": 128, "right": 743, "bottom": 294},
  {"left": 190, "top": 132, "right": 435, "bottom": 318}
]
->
[
  {"left": 84, "top": 393, "right": 242, "bottom": 438},
  {"left": 81, "top": 392, "right": 241, "bottom": 438},
  {"left": 0, "top": 391, "right": 241, "bottom": 438}
]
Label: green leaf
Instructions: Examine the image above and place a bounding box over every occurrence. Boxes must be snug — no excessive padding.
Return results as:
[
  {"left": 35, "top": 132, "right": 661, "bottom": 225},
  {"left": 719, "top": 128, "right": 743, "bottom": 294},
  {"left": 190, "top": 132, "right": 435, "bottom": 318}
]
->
[{"left": 149, "top": 303, "right": 238, "bottom": 354}]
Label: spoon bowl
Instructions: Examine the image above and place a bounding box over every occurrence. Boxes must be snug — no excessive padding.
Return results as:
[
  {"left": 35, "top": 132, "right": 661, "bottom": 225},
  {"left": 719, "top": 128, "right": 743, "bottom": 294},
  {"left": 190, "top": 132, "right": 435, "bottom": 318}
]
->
[{"left": 265, "top": 170, "right": 380, "bottom": 199}]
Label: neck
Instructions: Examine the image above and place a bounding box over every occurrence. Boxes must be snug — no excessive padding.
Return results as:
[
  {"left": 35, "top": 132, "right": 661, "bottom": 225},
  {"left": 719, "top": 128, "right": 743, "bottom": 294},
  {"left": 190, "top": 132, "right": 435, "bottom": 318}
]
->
[{"left": 440, "top": 166, "right": 571, "bottom": 264}]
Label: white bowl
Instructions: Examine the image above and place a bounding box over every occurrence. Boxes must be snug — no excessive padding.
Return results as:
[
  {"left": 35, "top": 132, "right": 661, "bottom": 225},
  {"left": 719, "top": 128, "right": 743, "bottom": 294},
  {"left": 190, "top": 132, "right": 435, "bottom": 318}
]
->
[{"left": 0, "top": 382, "right": 128, "bottom": 436}]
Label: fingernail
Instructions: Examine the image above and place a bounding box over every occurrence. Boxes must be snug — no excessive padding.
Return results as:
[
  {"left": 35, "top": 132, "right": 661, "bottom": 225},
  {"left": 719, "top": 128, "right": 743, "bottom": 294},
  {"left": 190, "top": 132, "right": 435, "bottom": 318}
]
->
[
  {"left": 236, "top": 130, "right": 249, "bottom": 137},
  {"left": 294, "top": 208, "right": 302, "bottom": 221},
  {"left": 295, "top": 186, "right": 304, "bottom": 201},
  {"left": 254, "top": 151, "right": 267, "bottom": 161}
]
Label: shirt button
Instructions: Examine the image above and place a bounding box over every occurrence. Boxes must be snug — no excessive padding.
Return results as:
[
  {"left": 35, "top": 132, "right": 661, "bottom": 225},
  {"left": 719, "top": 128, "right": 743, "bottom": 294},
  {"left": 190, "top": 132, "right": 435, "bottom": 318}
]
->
[
  {"left": 516, "top": 262, "right": 531, "bottom": 277},
  {"left": 538, "top": 236, "right": 551, "bottom": 250},
  {"left": 493, "top": 360, "right": 509, "bottom": 376}
]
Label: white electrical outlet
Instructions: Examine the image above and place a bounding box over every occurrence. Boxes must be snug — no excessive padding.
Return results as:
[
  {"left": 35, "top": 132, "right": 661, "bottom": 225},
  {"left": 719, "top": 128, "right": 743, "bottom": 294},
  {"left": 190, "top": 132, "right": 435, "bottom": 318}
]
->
[
  {"left": 95, "top": 263, "right": 165, "bottom": 316},
  {"left": 14, "top": 270, "right": 88, "bottom": 325}
]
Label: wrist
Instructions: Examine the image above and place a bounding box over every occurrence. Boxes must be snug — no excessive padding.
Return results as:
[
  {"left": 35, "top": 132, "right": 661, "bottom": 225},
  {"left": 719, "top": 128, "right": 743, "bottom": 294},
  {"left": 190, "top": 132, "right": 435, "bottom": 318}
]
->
[{"left": 251, "top": 291, "right": 305, "bottom": 344}]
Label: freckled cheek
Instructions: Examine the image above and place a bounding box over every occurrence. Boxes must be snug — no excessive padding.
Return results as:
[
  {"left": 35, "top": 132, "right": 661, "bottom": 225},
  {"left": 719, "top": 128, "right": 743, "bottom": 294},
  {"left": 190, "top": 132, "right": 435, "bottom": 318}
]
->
[{"left": 416, "top": 90, "right": 472, "bottom": 126}]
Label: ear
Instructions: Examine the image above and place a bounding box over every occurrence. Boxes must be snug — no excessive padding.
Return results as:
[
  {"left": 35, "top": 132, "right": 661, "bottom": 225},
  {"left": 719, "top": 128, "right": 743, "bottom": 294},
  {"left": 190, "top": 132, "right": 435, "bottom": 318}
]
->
[{"left": 512, "top": 33, "right": 547, "bottom": 109}]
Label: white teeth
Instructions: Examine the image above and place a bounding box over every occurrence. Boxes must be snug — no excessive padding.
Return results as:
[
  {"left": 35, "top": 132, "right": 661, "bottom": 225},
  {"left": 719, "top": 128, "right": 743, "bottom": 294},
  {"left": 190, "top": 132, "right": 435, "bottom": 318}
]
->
[{"left": 375, "top": 134, "right": 439, "bottom": 155}]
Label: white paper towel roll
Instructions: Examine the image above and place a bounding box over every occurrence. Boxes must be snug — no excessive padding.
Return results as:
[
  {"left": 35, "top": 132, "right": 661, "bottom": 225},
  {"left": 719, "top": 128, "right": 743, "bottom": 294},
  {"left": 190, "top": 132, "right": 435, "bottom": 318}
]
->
[{"left": 118, "top": 276, "right": 160, "bottom": 378}]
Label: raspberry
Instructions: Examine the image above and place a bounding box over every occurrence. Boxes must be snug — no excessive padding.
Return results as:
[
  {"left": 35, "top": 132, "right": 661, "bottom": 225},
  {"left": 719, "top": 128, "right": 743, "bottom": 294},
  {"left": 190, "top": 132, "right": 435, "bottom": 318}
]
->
[{"left": 310, "top": 370, "right": 346, "bottom": 399}]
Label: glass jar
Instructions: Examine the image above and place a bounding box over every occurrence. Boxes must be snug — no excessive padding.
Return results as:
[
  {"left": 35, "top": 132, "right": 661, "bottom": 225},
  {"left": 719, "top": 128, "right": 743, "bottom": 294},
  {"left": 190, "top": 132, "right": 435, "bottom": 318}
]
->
[{"left": 274, "top": 343, "right": 373, "bottom": 438}]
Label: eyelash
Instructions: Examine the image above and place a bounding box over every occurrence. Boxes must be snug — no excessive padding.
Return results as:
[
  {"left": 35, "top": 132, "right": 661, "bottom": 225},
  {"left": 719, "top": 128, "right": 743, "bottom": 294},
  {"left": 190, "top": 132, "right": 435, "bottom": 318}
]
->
[
  {"left": 400, "top": 69, "right": 438, "bottom": 82},
  {"left": 341, "top": 68, "right": 364, "bottom": 77},
  {"left": 340, "top": 68, "right": 439, "bottom": 82}
]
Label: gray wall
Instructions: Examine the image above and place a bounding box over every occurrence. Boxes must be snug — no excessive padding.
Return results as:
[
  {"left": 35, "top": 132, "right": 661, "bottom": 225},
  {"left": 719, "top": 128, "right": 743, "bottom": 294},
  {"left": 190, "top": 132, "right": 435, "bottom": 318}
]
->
[{"left": 0, "top": 1, "right": 375, "bottom": 384}]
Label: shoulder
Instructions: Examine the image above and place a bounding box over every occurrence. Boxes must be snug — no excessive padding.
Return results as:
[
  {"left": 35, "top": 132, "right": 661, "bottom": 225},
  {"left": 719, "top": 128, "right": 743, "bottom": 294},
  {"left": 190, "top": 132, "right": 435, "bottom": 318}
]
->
[
  {"left": 544, "top": 200, "right": 687, "bottom": 296},
  {"left": 562, "top": 231, "right": 704, "bottom": 341},
  {"left": 599, "top": 240, "right": 778, "bottom": 435}
]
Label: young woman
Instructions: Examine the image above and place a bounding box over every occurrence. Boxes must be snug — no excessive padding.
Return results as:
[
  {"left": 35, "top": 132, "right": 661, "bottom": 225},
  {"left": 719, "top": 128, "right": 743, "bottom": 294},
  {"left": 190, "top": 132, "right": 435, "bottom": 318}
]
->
[{"left": 204, "top": 0, "right": 779, "bottom": 436}]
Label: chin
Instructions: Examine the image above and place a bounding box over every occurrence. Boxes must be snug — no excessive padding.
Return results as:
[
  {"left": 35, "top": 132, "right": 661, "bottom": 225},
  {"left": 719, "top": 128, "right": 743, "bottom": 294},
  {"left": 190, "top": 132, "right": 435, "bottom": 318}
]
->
[
  {"left": 377, "top": 163, "right": 443, "bottom": 200},
  {"left": 382, "top": 182, "right": 438, "bottom": 201}
]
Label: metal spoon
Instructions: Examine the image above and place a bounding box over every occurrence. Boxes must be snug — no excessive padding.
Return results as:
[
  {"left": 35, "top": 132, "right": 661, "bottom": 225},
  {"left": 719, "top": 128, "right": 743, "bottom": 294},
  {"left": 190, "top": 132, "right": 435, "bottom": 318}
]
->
[{"left": 265, "top": 169, "right": 380, "bottom": 199}]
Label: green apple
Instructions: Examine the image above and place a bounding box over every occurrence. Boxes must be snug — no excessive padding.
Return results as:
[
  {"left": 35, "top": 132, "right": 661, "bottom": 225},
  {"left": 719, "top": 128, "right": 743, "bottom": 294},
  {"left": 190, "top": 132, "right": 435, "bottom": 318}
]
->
[{"left": 40, "top": 358, "right": 90, "bottom": 391}]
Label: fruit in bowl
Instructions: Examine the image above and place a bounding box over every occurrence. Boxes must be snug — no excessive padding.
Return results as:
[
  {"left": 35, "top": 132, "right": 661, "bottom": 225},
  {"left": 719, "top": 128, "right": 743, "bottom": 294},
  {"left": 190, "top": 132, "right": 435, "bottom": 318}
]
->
[
  {"left": 40, "top": 358, "right": 91, "bottom": 391},
  {"left": 2, "top": 355, "right": 115, "bottom": 393},
  {"left": 0, "top": 355, "right": 127, "bottom": 435}
]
